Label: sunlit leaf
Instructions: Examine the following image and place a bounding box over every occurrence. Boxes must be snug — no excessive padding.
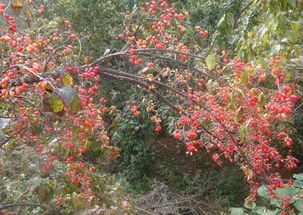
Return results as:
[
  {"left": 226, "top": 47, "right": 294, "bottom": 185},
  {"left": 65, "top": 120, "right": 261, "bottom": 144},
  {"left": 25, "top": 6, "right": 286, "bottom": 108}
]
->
[
  {"left": 229, "top": 207, "right": 245, "bottom": 215},
  {"left": 83, "top": 56, "right": 89, "bottom": 64},
  {"left": 239, "top": 124, "right": 249, "bottom": 142},
  {"left": 290, "top": 56, "right": 303, "bottom": 66},
  {"left": 217, "top": 14, "right": 226, "bottom": 27},
  {"left": 258, "top": 92, "right": 266, "bottom": 106},
  {"left": 228, "top": 93, "right": 235, "bottom": 110},
  {"left": 293, "top": 173, "right": 303, "bottom": 180},
  {"left": 270, "top": 44, "right": 281, "bottom": 55},
  {"left": 295, "top": 200, "right": 303, "bottom": 212},
  {"left": 23, "top": 7, "right": 33, "bottom": 20},
  {"left": 47, "top": 93, "right": 64, "bottom": 113},
  {"left": 11, "top": 0, "right": 23, "bottom": 15},
  {"left": 253, "top": 207, "right": 279, "bottom": 215},
  {"left": 11, "top": 0, "right": 23, "bottom": 8},
  {"left": 287, "top": 30, "right": 300, "bottom": 43},
  {"left": 240, "top": 71, "right": 249, "bottom": 85},
  {"left": 236, "top": 107, "right": 243, "bottom": 122},
  {"left": 205, "top": 54, "right": 216, "bottom": 70},
  {"left": 258, "top": 185, "right": 269, "bottom": 198},
  {"left": 290, "top": 21, "right": 302, "bottom": 31},
  {"left": 244, "top": 197, "right": 256, "bottom": 209},
  {"left": 62, "top": 73, "right": 74, "bottom": 86}
]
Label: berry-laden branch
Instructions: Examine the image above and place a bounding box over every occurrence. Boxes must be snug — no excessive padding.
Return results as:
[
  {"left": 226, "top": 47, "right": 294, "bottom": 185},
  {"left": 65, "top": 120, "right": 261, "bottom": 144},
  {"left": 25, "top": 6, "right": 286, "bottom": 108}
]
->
[
  {"left": 99, "top": 0, "right": 301, "bottom": 203},
  {"left": 97, "top": 66, "right": 268, "bottom": 185},
  {"left": 84, "top": 62, "right": 292, "bottom": 192}
]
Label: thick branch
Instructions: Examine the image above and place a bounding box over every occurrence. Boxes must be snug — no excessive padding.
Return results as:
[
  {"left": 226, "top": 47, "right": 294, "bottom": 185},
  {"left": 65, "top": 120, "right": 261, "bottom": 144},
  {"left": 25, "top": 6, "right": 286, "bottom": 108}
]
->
[
  {"left": 86, "top": 48, "right": 207, "bottom": 69},
  {"left": 100, "top": 67, "right": 187, "bottom": 98}
]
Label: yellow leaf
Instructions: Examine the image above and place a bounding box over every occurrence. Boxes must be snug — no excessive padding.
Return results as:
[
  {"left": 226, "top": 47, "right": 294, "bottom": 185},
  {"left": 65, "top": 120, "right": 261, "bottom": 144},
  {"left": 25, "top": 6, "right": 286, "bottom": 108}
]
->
[
  {"left": 244, "top": 195, "right": 256, "bottom": 209},
  {"left": 11, "top": 0, "right": 23, "bottom": 15},
  {"left": 48, "top": 93, "right": 64, "bottom": 113},
  {"left": 45, "top": 82, "right": 53, "bottom": 91},
  {"left": 241, "top": 165, "right": 254, "bottom": 180},
  {"left": 12, "top": 0, "right": 23, "bottom": 7},
  {"left": 83, "top": 56, "right": 89, "bottom": 64},
  {"left": 62, "top": 74, "right": 74, "bottom": 86},
  {"left": 23, "top": 7, "right": 33, "bottom": 20},
  {"left": 147, "top": 74, "right": 154, "bottom": 81}
]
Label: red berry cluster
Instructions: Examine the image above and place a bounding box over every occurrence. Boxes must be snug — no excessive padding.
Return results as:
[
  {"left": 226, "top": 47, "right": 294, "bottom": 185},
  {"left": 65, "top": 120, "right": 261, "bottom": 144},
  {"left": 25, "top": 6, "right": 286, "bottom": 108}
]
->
[
  {"left": 130, "top": 102, "right": 140, "bottom": 117},
  {"left": 172, "top": 56, "right": 300, "bottom": 198},
  {"left": 3, "top": 13, "right": 17, "bottom": 33}
]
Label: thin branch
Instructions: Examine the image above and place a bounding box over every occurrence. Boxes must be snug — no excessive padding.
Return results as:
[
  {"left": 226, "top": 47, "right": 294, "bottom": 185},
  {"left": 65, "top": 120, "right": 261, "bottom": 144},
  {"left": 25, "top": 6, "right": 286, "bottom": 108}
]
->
[
  {"left": 0, "top": 202, "right": 45, "bottom": 210},
  {"left": 15, "top": 64, "right": 59, "bottom": 95},
  {"left": 134, "top": 48, "right": 206, "bottom": 60},
  {"left": 139, "top": 52, "right": 210, "bottom": 76},
  {"left": 100, "top": 72, "right": 181, "bottom": 113},
  {"left": 85, "top": 47, "right": 207, "bottom": 69},
  {"left": 101, "top": 67, "right": 187, "bottom": 97},
  {"left": 43, "top": 47, "right": 64, "bottom": 73},
  {"left": 135, "top": 207, "right": 158, "bottom": 215},
  {"left": 0, "top": 116, "right": 13, "bottom": 118},
  {"left": 0, "top": 138, "right": 10, "bottom": 148}
]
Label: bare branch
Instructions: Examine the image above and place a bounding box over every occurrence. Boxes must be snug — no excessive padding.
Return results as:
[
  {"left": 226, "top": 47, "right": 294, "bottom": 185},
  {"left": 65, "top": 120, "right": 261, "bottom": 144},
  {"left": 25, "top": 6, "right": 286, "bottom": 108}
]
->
[
  {"left": 0, "top": 202, "right": 45, "bottom": 211},
  {"left": 100, "top": 72, "right": 181, "bottom": 113}
]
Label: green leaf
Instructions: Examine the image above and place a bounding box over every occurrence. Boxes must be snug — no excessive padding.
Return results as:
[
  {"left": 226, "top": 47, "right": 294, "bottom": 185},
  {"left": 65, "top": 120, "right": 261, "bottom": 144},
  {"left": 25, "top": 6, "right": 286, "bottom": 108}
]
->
[
  {"left": 280, "top": 38, "right": 288, "bottom": 44},
  {"left": 275, "top": 186, "right": 297, "bottom": 197},
  {"left": 258, "top": 92, "right": 266, "bottom": 106},
  {"left": 240, "top": 70, "right": 249, "bottom": 85},
  {"left": 205, "top": 54, "right": 216, "bottom": 70},
  {"left": 290, "top": 21, "right": 302, "bottom": 31},
  {"left": 287, "top": 30, "right": 300, "bottom": 43},
  {"left": 217, "top": 14, "right": 226, "bottom": 27},
  {"left": 271, "top": 44, "right": 281, "bottom": 55},
  {"left": 258, "top": 27, "right": 268, "bottom": 38},
  {"left": 270, "top": 198, "right": 281, "bottom": 207},
  {"left": 253, "top": 207, "right": 279, "bottom": 215},
  {"left": 295, "top": 200, "right": 303, "bottom": 212},
  {"left": 239, "top": 124, "right": 249, "bottom": 142},
  {"left": 247, "top": 32, "right": 253, "bottom": 38},
  {"left": 258, "top": 185, "right": 269, "bottom": 198},
  {"left": 294, "top": 180, "right": 303, "bottom": 187},
  {"left": 290, "top": 57, "right": 303, "bottom": 66},
  {"left": 289, "top": 0, "right": 296, "bottom": 8},
  {"left": 236, "top": 107, "right": 243, "bottom": 122},
  {"left": 294, "top": 173, "right": 303, "bottom": 181},
  {"left": 229, "top": 208, "right": 245, "bottom": 215},
  {"left": 228, "top": 93, "right": 235, "bottom": 110},
  {"left": 269, "top": 17, "right": 279, "bottom": 32}
]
